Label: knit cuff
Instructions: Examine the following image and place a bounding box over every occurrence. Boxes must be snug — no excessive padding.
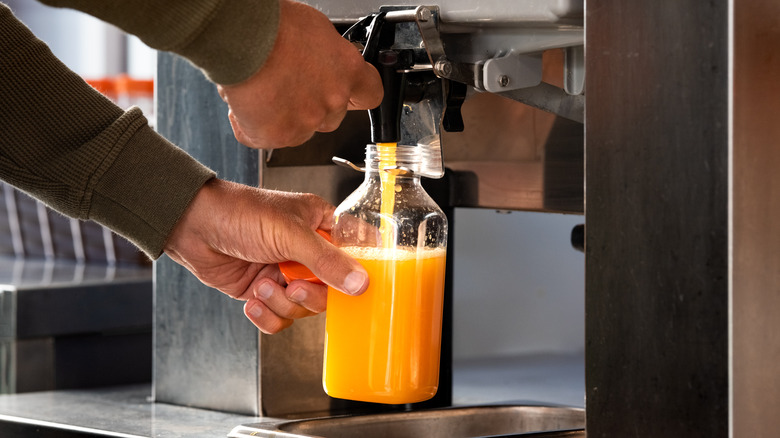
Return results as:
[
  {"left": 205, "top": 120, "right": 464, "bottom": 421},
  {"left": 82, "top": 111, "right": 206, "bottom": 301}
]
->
[{"left": 88, "top": 113, "right": 216, "bottom": 258}]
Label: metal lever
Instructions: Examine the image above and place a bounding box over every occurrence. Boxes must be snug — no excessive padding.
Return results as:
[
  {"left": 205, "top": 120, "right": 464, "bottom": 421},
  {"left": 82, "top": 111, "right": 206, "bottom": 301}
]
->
[{"left": 332, "top": 157, "right": 414, "bottom": 177}]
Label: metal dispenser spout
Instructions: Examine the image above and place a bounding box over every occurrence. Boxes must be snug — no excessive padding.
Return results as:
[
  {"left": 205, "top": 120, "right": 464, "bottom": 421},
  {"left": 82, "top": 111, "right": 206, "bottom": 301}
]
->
[
  {"left": 337, "top": 5, "right": 584, "bottom": 183},
  {"left": 338, "top": 7, "right": 461, "bottom": 179},
  {"left": 369, "top": 48, "right": 409, "bottom": 143},
  {"left": 350, "top": 10, "right": 411, "bottom": 144}
]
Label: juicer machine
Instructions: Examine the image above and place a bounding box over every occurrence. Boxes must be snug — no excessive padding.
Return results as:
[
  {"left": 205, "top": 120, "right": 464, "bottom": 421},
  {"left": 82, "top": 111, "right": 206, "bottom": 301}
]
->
[
  {"left": 155, "top": 0, "right": 780, "bottom": 435},
  {"left": 155, "top": 0, "right": 585, "bottom": 419}
]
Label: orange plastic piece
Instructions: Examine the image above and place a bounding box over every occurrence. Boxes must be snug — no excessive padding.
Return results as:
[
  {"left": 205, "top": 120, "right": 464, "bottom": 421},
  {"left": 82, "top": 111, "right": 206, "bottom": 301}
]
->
[
  {"left": 278, "top": 229, "right": 331, "bottom": 284},
  {"left": 85, "top": 78, "right": 117, "bottom": 100},
  {"left": 114, "top": 74, "right": 154, "bottom": 96}
]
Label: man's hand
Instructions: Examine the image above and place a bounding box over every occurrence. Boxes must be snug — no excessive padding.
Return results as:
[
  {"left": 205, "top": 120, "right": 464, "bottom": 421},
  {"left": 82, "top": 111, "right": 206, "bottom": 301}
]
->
[
  {"left": 163, "top": 179, "right": 369, "bottom": 334},
  {"left": 217, "top": 0, "right": 382, "bottom": 149}
]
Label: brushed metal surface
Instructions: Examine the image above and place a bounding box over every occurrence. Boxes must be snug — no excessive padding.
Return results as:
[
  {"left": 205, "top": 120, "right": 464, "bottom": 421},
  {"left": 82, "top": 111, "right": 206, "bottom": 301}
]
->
[
  {"left": 302, "top": 0, "right": 583, "bottom": 26},
  {"left": 0, "top": 260, "right": 152, "bottom": 394},
  {"left": 154, "top": 53, "right": 262, "bottom": 415},
  {"left": 731, "top": 0, "right": 780, "bottom": 435},
  {"left": 0, "top": 353, "right": 583, "bottom": 437},
  {"left": 229, "top": 405, "right": 584, "bottom": 438}
]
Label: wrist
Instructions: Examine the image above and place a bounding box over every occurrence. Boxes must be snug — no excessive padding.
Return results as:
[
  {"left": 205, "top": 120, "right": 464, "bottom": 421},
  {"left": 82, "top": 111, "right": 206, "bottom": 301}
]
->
[{"left": 164, "top": 177, "right": 223, "bottom": 256}]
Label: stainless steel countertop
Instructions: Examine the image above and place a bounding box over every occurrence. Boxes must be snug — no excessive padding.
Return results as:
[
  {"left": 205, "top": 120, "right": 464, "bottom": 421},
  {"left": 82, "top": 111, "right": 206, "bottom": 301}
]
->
[
  {"left": 0, "top": 385, "right": 259, "bottom": 437},
  {"left": 0, "top": 352, "right": 584, "bottom": 437}
]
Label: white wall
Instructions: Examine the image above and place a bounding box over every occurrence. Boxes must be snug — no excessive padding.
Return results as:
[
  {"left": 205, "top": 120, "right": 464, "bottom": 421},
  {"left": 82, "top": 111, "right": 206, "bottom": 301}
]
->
[
  {"left": 5, "top": 0, "right": 155, "bottom": 78},
  {"left": 452, "top": 208, "right": 584, "bottom": 360}
]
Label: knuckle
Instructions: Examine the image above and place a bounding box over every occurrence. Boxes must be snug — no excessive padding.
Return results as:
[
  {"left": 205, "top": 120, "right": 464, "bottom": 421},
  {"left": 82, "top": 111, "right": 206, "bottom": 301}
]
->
[
  {"left": 257, "top": 312, "right": 293, "bottom": 334},
  {"left": 325, "top": 88, "right": 349, "bottom": 111},
  {"left": 312, "top": 253, "right": 342, "bottom": 278},
  {"left": 260, "top": 319, "right": 293, "bottom": 335},
  {"left": 265, "top": 125, "right": 308, "bottom": 148},
  {"left": 245, "top": 301, "right": 293, "bottom": 334}
]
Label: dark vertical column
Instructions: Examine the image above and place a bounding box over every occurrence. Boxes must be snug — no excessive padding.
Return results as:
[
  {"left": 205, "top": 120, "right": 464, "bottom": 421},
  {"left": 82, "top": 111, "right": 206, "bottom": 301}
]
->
[{"left": 585, "top": 1, "right": 729, "bottom": 436}]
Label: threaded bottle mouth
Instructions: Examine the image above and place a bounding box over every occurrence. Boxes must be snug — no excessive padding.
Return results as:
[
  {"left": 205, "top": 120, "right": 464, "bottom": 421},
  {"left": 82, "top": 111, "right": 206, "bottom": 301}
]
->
[{"left": 365, "top": 144, "right": 423, "bottom": 175}]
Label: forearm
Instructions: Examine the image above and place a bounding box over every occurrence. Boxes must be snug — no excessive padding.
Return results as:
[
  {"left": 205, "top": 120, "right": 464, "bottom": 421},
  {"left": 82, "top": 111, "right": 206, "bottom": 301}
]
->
[
  {"left": 38, "top": 0, "right": 280, "bottom": 85},
  {"left": 0, "top": 4, "right": 215, "bottom": 258}
]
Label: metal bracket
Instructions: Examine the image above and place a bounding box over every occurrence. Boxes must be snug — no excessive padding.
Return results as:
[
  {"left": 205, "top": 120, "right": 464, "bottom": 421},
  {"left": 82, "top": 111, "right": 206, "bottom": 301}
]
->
[
  {"left": 482, "top": 52, "right": 544, "bottom": 93},
  {"left": 409, "top": 5, "right": 584, "bottom": 122}
]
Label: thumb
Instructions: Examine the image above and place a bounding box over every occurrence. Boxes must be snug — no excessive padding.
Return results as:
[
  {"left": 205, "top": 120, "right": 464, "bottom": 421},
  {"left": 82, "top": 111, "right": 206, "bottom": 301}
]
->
[
  {"left": 347, "top": 61, "right": 383, "bottom": 110},
  {"left": 285, "top": 230, "right": 369, "bottom": 296}
]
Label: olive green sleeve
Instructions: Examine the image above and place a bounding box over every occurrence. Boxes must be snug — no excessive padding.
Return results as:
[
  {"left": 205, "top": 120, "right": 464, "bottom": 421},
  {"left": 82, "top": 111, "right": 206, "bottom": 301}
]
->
[
  {"left": 0, "top": 4, "right": 215, "bottom": 258},
  {"left": 38, "top": 0, "right": 280, "bottom": 85}
]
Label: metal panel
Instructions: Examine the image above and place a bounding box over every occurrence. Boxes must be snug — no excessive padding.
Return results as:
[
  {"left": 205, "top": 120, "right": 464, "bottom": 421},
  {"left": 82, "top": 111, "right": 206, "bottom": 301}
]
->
[
  {"left": 0, "top": 261, "right": 152, "bottom": 394},
  {"left": 154, "top": 53, "right": 262, "bottom": 415},
  {"left": 731, "top": 0, "right": 780, "bottom": 435},
  {"left": 301, "top": 0, "right": 583, "bottom": 26},
  {"left": 154, "top": 54, "right": 339, "bottom": 417}
]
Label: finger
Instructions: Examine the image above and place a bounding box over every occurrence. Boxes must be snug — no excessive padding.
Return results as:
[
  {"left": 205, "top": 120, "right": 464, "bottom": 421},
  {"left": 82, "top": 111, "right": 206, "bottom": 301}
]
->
[
  {"left": 227, "top": 110, "right": 257, "bottom": 148},
  {"left": 347, "top": 61, "right": 383, "bottom": 110},
  {"left": 315, "top": 204, "right": 337, "bottom": 231},
  {"left": 285, "top": 280, "right": 328, "bottom": 313},
  {"left": 244, "top": 299, "right": 293, "bottom": 334},
  {"left": 257, "top": 118, "right": 316, "bottom": 148},
  {"left": 291, "top": 238, "right": 369, "bottom": 296},
  {"left": 254, "top": 278, "right": 316, "bottom": 319},
  {"left": 317, "top": 105, "right": 348, "bottom": 133}
]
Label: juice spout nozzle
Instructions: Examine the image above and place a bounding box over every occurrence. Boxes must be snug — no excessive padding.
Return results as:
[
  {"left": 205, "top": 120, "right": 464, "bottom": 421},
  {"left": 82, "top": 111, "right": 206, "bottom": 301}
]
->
[
  {"left": 368, "top": 49, "right": 412, "bottom": 144},
  {"left": 341, "top": 7, "right": 448, "bottom": 179},
  {"left": 342, "top": 10, "right": 412, "bottom": 144}
]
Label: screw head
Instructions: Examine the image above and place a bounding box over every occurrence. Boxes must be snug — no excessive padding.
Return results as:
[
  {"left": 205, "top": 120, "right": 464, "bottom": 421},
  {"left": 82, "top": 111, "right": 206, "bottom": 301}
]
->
[
  {"left": 498, "top": 75, "right": 510, "bottom": 87},
  {"left": 417, "top": 7, "right": 432, "bottom": 22},
  {"left": 435, "top": 60, "right": 452, "bottom": 77}
]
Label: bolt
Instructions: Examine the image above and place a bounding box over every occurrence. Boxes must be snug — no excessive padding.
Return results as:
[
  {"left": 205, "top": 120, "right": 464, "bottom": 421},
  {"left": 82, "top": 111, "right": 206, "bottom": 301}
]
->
[
  {"left": 416, "top": 7, "right": 431, "bottom": 22},
  {"left": 498, "top": 75, "right": 510, "bottom": 87},
  {"left": 434, "top": 60, "right": 452, "bottom": 77}
]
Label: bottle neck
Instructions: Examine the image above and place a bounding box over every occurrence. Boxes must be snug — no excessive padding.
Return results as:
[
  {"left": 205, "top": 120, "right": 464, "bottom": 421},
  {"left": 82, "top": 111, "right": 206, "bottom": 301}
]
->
[{"left": 364, "top": 144, "right": 424, "bottom": 179}]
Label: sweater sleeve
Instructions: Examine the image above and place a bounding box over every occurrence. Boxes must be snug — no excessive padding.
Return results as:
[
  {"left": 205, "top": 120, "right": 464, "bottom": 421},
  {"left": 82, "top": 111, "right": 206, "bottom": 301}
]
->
[
  {"left": 38, "top": 0, "right": 280, "bottom": 85},
  {"left": 0, "top": 4, "right": 216, "bottom": 258}
]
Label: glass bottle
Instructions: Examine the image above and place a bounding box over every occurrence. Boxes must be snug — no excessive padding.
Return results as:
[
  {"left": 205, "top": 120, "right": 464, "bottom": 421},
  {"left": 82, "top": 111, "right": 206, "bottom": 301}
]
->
[{"left": 323, "top": 143, "right": 448, "bottom": 404}]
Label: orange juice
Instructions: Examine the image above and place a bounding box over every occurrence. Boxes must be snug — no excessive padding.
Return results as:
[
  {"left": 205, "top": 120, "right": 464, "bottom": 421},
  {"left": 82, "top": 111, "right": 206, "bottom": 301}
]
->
[{"left": 323, "top": 246, "right": 447, "bottom": 404}]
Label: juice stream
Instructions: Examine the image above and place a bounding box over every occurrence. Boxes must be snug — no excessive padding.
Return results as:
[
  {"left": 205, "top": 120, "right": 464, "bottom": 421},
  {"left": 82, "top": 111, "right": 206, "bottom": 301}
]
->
[{"left": 377, "top": 142, "right": 397, "bottom": 249}]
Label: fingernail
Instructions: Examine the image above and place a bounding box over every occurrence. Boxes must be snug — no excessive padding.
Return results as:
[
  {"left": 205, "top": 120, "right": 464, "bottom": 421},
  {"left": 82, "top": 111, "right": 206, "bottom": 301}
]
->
[
  {"left": 257, "top": 282, "right": 274, "bottom": 300},
  {"left": 247, "top": 301, "right": 263, "bottom": 319},
  {"left": 289, "top": 287, "right": 307, "bottom": 304},
  {"left": 343, "top": 270, "right": 368, "bottom": 295}
]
